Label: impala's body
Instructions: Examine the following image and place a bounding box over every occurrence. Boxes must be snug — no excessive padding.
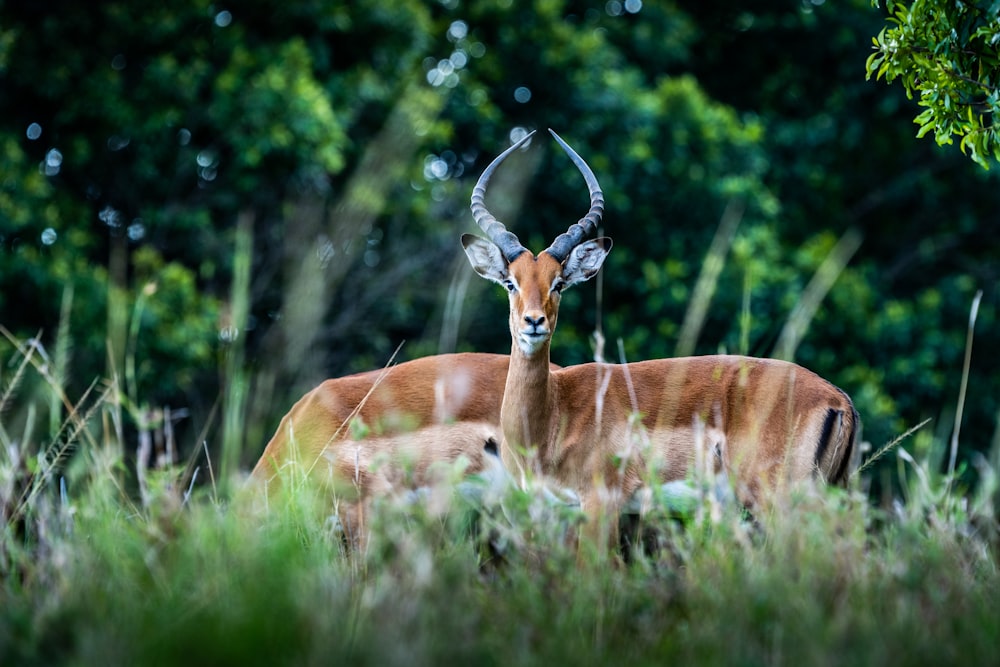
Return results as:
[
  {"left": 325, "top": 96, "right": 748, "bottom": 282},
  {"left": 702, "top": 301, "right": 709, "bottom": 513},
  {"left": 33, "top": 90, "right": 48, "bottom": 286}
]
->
[
  {"left": 250, "top": 353, "right": 513, "bottom": 546},
  {"left": 502, "top": 351, "right": 855, "bottom": 511},
  {"left": 464, "top": 130, "right": 859, "bottom": 546}
]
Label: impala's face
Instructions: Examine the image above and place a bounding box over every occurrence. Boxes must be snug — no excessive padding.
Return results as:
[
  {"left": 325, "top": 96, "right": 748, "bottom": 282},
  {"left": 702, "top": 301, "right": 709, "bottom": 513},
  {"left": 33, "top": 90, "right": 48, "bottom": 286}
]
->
[
  {"left": 503, "top": 252, "right": 565, "bottom": 355},
  {"left": 462, "top": 234, "right": 612, "bottom": 357}
]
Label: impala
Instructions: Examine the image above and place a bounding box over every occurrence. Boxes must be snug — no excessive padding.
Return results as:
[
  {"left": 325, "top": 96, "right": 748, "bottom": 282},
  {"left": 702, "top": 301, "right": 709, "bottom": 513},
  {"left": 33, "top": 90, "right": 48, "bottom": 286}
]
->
[
  {"left": 462, "top": 129, "right": 859, "bottom": 546},
  {"left": 251, "top": 353, "right": 510, "bottom": 547}
]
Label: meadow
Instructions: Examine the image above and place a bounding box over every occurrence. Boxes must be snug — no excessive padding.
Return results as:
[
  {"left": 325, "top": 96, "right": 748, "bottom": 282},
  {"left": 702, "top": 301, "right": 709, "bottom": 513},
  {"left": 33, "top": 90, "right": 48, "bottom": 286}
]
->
[{"left": 2, "top": 325, "right": 998, "bottom": 667}]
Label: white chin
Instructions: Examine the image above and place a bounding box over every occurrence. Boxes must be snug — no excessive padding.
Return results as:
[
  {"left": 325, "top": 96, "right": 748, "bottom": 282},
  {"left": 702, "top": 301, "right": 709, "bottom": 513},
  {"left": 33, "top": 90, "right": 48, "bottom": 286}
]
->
[{"left": 517, "top": 335, "right": 546, "bottom": 356}]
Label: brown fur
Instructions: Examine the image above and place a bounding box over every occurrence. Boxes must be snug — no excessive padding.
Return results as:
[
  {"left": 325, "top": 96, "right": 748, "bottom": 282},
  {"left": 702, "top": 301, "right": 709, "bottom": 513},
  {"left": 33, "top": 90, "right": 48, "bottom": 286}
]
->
[{"left": 248, "top": 352, "right": 556, "bottom": 549}]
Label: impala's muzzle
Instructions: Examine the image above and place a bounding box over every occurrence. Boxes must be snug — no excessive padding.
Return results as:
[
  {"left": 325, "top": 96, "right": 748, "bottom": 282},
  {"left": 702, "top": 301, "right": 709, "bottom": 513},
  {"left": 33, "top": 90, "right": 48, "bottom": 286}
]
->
[
  {"left": 518, "top": 329, "right": 549, "bottom": 349},
  {"left": 517, "top": 313, "right": 550, "bottom": 353}
]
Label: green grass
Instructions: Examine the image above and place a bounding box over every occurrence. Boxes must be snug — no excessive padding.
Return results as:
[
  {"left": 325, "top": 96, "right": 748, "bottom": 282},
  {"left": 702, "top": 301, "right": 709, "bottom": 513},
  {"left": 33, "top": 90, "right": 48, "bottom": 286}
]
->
[{"left": 2, "top": 334, "right": 999, "bottom": 666}]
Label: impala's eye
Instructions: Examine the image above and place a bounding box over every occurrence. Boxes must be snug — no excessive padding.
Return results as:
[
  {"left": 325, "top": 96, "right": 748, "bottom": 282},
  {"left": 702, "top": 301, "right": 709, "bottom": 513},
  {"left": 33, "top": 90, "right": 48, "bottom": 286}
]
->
[
  {"left": 503, "top": 280, "right": 516, "bottom": 293},
  {"left": 551, "top": 280, "right": 566, "bottom": 294}
]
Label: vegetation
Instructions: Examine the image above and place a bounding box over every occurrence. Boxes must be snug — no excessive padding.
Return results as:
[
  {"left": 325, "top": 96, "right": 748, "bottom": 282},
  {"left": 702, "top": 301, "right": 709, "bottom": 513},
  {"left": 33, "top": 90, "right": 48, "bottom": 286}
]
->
[
  {"left": 2, "top": 332, "right": 999, "bottom": 664},
  {"left": 867, "top": 0, "right": 1000, "bottom": 167},
  {"left": 1, "top": 1, "right": 999, "bottom": 662}
]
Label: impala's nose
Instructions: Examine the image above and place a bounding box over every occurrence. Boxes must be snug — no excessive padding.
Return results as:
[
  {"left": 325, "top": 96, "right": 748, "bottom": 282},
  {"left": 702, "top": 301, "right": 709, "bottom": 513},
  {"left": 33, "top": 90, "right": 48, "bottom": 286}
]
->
[
  {"left": 518, "top": 311, "right": 549, "bottom": 355},
  {"left": 524, "top": 314, "right": 546, "bottom": 330}
]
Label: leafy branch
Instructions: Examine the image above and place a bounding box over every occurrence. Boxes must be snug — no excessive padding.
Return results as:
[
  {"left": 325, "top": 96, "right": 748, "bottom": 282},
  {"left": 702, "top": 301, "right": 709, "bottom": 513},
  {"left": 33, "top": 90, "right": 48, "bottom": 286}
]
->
[{"left": 867, "top": 0, "right": 1000, "bottom": 167}]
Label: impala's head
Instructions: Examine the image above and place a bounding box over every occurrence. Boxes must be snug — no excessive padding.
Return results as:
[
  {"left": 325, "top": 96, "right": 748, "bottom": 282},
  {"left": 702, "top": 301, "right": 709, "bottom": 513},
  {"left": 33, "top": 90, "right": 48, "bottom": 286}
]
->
[{"left": 462, "top": 129, "right": 612, "bottom": 357}]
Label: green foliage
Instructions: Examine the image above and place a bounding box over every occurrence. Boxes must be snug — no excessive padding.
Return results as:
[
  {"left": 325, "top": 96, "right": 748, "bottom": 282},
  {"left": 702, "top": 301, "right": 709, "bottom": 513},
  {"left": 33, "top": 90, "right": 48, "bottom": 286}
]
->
[
  {"left": 211, "top": 38, "right": 347, "bottom": 178},
  {"left": 867, "top": 0, "right": 1000, "bottom": 167},
  {"left": 129, "top": 247, "right": 220, "bottom": 404}
]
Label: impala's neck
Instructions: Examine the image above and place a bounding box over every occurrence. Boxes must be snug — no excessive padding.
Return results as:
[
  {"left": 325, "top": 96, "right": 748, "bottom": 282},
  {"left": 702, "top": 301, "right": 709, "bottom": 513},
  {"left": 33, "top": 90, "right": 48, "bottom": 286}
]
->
[{"left": 501, "top": 339, "right": 557, "bottom": 473}]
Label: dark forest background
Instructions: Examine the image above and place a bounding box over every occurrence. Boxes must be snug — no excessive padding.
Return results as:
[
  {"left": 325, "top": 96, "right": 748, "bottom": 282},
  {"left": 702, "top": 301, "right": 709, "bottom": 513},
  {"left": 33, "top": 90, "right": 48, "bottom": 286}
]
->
[{"left": 1, "top": 0, "right": 997, "bottom": 494}]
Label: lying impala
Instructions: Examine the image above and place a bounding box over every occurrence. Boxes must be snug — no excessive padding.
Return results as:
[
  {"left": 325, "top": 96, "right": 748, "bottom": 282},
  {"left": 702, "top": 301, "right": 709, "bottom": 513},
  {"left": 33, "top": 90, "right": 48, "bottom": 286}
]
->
[
  {"left": 250, "top": 353, "right": 516, "bottom": 547},
  {"left": 462, "top": 129, "right": 859, "bottom": 545}
]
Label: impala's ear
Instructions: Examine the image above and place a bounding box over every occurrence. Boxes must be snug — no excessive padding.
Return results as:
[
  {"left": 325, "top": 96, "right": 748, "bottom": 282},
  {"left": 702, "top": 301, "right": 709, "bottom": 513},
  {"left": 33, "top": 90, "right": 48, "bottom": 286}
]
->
[
  {"left": 562, "top": 237, "right": 612, "bottom": 287},
  {"left": 462, "top": 234, "right": 509, "bottom": 284}
]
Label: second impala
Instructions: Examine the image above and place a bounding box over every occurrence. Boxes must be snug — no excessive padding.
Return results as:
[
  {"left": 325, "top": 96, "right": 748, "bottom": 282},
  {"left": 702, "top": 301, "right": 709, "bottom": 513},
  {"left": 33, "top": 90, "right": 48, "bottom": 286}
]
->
[{"left": 251, "top": 353, "right": 510, "bottom": 548}]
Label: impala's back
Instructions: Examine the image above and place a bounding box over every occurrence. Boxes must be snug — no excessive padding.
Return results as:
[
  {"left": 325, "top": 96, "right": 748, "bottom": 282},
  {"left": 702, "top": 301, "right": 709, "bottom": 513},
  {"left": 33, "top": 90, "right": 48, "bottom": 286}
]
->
[{"left": 547, "top": 355, "right": 859, "bottom": 507}]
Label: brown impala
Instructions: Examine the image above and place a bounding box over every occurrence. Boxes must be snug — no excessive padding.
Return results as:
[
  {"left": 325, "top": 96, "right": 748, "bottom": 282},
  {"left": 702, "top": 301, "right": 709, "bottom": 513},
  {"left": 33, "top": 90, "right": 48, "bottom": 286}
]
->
[
  {"left": 462, "top": 129, "right": 859, "bottom": 546},
  {"left": 251, "top": 353, "right": 511, "bottom": 548}
]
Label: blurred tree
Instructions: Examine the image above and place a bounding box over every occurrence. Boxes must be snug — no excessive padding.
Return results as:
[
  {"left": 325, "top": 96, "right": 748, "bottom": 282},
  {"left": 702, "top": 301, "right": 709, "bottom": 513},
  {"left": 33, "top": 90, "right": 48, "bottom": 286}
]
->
[{"left": 0, "top": 0, "right": 443, "bottom": 453}]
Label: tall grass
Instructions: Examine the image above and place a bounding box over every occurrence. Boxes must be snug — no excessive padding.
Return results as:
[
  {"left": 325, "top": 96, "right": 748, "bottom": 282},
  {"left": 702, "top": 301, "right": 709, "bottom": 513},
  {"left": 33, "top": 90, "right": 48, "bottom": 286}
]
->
[
  {"left": 1, "top": 325, "right": 998, "bottom": 666},
  {"left": 1, "top": 227, "right": 997, "bottom": 665}
]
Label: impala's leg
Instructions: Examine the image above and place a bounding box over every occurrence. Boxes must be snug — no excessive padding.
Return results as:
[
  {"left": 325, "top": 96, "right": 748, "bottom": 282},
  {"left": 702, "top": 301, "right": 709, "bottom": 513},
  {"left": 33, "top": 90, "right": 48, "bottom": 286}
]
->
[
  {"left": 578, "top": 486, "right": 628, "bottom": 563},
  {"left": 337, "top": 498, "right": 366, "bottom": 554},
  {"left": 328, "top": 442, "right": 391, "bottom": 557}
]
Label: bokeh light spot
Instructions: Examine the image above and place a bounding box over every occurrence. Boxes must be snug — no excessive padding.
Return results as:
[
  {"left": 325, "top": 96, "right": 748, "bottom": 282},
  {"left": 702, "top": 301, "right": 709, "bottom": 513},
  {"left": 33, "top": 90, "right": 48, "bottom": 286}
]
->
[
  {"left": 447, "top": 20, "right": 468, "bottom": 41},
  {"left": 510, "top": 126, "right": 533, "bottom": 147},
  {"left": 128, "top": 219, "right": 146, "bottom": 241},
  {"left": 44, "top": 148, "right": 63, "bottom": 176}
]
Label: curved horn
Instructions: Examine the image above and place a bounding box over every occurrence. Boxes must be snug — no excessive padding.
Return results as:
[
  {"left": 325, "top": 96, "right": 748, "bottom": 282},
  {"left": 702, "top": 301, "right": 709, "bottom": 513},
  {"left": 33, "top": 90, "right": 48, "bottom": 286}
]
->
[
  {"left": 544, "top": 128, "right": 605, "bottom": 263},
  {"left": 470, "top": 130, "right": 536, "bottom": 262}
]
